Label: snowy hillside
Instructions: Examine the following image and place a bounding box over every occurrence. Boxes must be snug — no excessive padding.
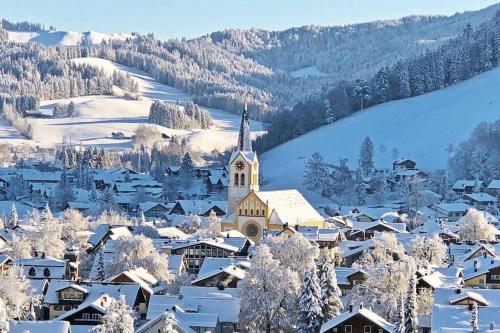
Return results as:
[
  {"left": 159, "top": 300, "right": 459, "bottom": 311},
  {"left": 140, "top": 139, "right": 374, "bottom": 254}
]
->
[
  {"left": 260, "top": 67, "right": 500, "bottom": 198},
  {"left": 6, "top": 30, "right": 134, "bottom": 46},
  {"left": 0, "top": 58, "right": 264, "bottom": 152}
]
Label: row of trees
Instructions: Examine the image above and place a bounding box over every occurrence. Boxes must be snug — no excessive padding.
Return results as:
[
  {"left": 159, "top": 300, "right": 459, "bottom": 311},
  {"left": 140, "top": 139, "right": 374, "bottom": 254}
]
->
[
  {"left": 149, "top": 100, "right": 211, "bottom": 129},
  {"left": 255, "top": 13, "right": 500, "bottom": 153},
  {"left": 56, "top": 145, "right": 112, "bottom": 169},
  {"left": 52, "top": 101, "right": 78, "bottom": 118}
]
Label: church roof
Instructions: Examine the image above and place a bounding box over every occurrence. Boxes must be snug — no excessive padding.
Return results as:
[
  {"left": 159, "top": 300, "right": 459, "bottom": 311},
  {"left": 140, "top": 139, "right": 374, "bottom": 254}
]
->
[
  {"left": 236, "top": 103, "right": 252, "bottom": 152},
  {"left": 229, "top": 150, "right": 257, "bottom": 164},
  {"left": 255, "top": 190, "right": 324, "bottom": 225}
]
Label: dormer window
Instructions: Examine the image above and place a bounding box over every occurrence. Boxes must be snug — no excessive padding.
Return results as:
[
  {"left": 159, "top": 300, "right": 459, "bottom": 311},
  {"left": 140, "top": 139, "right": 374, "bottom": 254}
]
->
[
  {"left": 43, "top": 267, "right": 51, "bottom": 277},
  {"left": 28, "top": 267, "right": 36, "bottom": 276}
]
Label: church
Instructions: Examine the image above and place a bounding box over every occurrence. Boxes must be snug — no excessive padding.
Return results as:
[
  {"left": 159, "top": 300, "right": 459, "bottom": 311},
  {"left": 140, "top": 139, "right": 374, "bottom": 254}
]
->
[{"left": 221, "top": 103, "right": 325, "bottom": 240}]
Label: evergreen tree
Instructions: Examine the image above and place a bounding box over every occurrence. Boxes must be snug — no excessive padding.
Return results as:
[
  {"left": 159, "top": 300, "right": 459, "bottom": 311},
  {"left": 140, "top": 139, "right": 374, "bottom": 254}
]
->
[
  {"left": 470, "top": 301, "right": 478, "bottom": 333},
  {"left": 180, "top": 152, "right": 194, "bottom": 174},
  {"left": 297, "top": 266, "right": 323, "bottom": 333},
  {"left": 404, "top": 274, "right": 418, "bottom": 333},
  {"left": 7, "top": 203, "right": 18, "bottom": 229},
  {"left": 352, "top": 79, "right": 371, "bottom": 110},
  {"left": 355, "top": 169, "right": 366, "bottom": 205},
  {"left": 41, "top": 202, "right": 53, "bottom": 224},
  {"left": 359, "top": 136, "right": 375, "bottom": 176},
  {"left": 96, "top": 247, "right": 106, "bottom": 281},
  {"left": 374, "top": 68, "right": 391, "bottom": 103},
  {"left": 319, "top": 257, "right": 343, "bottom": 322},
  {"left": 303, "top": 152, "right": 329, "bottom": 191}
]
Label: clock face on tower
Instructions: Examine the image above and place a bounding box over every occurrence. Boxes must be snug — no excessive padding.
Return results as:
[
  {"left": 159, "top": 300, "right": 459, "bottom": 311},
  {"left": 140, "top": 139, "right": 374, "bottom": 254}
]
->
[{"left": 235, "top": 160, "right": 245, "bottom": 171}]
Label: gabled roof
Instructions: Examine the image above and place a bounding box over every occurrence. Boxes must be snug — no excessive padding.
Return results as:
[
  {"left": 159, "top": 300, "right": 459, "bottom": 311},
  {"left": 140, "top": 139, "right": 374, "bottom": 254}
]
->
[
  {"left": 487, "top": 180, "right": 500, "bottom": 189},
  {"left": 255, "top": 190, "right": 323, "bottom": 225},
  {"left": 320, "top": 306, "right": 394, "bottom": 333},
  {"left": 453, "top": 180, "right": 484, "bottom": 190},
  {"left": 463, "top": 192, "right": 497, "bottom": 202},
  {"left": 191, "top": 264, "right": 246, "bottom": 285}
]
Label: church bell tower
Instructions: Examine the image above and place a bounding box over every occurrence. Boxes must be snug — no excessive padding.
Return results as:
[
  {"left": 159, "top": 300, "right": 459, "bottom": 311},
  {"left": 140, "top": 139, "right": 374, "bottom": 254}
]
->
[{"left": 227, "top": 101, "right": 259, "bottom": 215}]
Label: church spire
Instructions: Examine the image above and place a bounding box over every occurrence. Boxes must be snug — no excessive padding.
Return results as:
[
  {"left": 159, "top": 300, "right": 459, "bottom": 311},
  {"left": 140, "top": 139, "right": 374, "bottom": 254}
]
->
[{"left": 237, "top": 99, "right": 252, "bottom": 152}]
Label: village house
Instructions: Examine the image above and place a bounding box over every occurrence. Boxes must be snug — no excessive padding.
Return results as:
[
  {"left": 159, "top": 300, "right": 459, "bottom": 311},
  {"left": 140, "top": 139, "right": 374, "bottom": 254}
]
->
[
  {"left": 462, "top": 192, "right": 497, "bottom": 209},
  {"left": 320, "top": 304, "right": 394, "bottom": 333},
  {"left": 428, "top": 202, "right": 470, "bottom": 222},
  {"left": 452, "top": 180, "right": 486, "bottom": 196},
  {"left": 335, "top": 267, "right": 369, "bottom": 296},
  {"left": 486, "top": 180, "right": 500, "bottom": 198}
]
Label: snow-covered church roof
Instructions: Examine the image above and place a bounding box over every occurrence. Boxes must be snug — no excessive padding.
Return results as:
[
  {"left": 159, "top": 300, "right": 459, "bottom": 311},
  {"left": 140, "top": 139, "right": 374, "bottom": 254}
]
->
[{"left": 255, "top": 189, "right": 324, "bottom": 225}]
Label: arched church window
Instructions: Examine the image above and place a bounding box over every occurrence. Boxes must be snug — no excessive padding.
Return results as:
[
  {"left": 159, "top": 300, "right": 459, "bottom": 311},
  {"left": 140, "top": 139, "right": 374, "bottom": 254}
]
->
[
  {"left": 262, "top": 209, "right": 265, "bottom": 216},
  {"left": 250, "top": 209, "right": 253, "bottom": 215},
  {"left": 234, "top": 173, "right": 239, "bottom": 186},
  {"left": 240, "top": 174, "right": 245, "bottom": 186},
  {"left": 245, "top": 209, "right": 248, "bottom": 215}
]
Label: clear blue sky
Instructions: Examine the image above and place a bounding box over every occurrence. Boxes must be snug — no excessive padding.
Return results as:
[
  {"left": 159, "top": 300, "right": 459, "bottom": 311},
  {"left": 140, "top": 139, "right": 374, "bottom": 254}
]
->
[{"left": 1, "top": 0, "right": 499, "bottom": 40}]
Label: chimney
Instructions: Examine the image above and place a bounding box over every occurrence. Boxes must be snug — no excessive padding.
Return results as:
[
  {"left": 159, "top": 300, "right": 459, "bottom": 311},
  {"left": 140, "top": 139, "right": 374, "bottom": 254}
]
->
[
  {"left": 456, "top": 288, "right": 462, "bottom": 294},
  {"left": 490, "top": 323, "right": 495, "bottom": 330},
  {"left": 484, "top": 252, "right": 488, "bottom": 258},
  {"left": 474, "top": 260, "right": 478, "bottom": 269},
  {"left": 34, "top": 251, "right": 38, "bottom": 257},
  {"left": 348, "top": 304, "right": 353, "bottom": 313},
  {"left": 294, "top": 224, "right": 299, "bottom": 231},
  {"left": 41, "top": 252, "right": 46, "bottom": 259},
  {"left": 469, "top": 303, "right": 473, "bottom": 311},
  {"left": 492, "top": 260, "right": 495, "bottom": 265},
  {"left": 359, "top": 303, "right": 364, "bottom": 310}
]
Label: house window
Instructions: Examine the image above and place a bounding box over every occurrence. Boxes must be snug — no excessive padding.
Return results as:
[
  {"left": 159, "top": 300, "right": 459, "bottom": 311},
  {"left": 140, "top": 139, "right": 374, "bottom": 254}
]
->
[
  {"left": 234, "top": 173, "right": 239, "bottom": 186},
  {"left": 82, "top": 313, "right": 90, "bottom": 320},
  {"left": 491, "top": 275, "right": 500, "bottom": 280},
  {"left": 379, "top": 329, "right": 383, "bottom": 333},
  {"left": 240, "top": 174, "right": 245, "bottom": 186},
  {"left": 364, "top": 326, "right": 372, "bottom": 333},
  {"left": 28, "top": 267, "right": 36, "bottom": 276},
  {"left": 333, "top": 329, "right": 338, "bottom": 332},
  {"left": 43, "top": 267, "right": 51, "bottom": 277},
  {"left": 345, "top": 325, "right": 352, "bottom": 333},
  {"left": 92, "top": 313, "right": 102, "bottom": 320},
  {"left": 54, "top": 305, "right": 62, "bottom": 311}
]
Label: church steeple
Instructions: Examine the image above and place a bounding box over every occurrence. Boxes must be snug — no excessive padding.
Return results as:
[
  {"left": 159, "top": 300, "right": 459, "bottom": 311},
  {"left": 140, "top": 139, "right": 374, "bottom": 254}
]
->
[{"left": 237, "top": 100, "right": 252, "bottom": 152}]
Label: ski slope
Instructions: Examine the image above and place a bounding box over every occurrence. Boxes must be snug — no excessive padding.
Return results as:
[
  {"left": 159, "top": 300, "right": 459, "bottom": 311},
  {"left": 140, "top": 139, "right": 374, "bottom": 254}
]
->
[
  {"left": 6, "top": 30, "right": 134, "bottom": 46},
  {"left": 0, "top": 58, "right": 265, "bottom": 152},
  {"left": 260, "top": 67, "right": 500, "bottom": 198}
]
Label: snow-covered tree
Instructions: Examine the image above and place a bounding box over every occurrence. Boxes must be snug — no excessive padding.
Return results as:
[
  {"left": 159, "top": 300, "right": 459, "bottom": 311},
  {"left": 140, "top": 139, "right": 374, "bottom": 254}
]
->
[
  {"left": 470, "top": 301, "right": 478, "bottom": 333},
  {"left": 239, "top": 244, "right": 300, "bottom": 332},
  {"left": 100, "top": 187, "right": 117, "bottom": 212},
  {"left": 6, "top": 204, "right": 18, "bottom": 229},
  {"left": 194, "top": 210, "right": 221, "bottom": 238},
  {"left": 408, "top": 235, "right": 447, "bottom": 267},
  {"left": 264, "top": 233, "right": 319, "bottom": 280},
  {"left": 359, "top": 137, "right": 374, "bottom": 176},
  {"left": 417, "top": 288, "right": 434, "bottom": 316},
  {"left": 354, "top": 168, "right": 366, "bottom": 205},
  {"left": 319, "top": 257, "right": 343, "bottom": 321},
  {"left": 0, "top": 265, "right": 40, "bottom": 320},
  {"left": 6, "top": 235, "right": 32, "bottom": 260},
  {"left": 34, "top": 219, "right": 66, "bottom": 258},
  {"left": 161, "top": 312, "right": 177, "bottom": 333},
  {"left": 93, "top": 295, "right": 134, "bottom": 333},
  {"left": 303, "top": 152, "right": 329, "bottom": 191},
  {"left": 96, "top": 248, "right": 106, "bottom": 281},
  {"left": 404, "top": 274, "right": 418, "bottom": 333},
  {"left": 352, "top": 79, "right": 371, "bottom": 110},
  {"left": 457, "top": 208, "right": 498, "bottom": 242},
  {"left": 393, "top": 297, "right": 405, "bottom": 333},
  {"left": 297, "top": 266, "right": 323, "bottom": 333},
  {"left": 180, "top": 152, "right": 194, "bottom": 174},
  {"left": 60, "top": 209, "right": 89, "bottom": 245},
  {"left": 106, "top": 235, "right": 172, "bottom": 282},
  {"left": 41, "top": 202, "right": 53, "bottom": 224}
]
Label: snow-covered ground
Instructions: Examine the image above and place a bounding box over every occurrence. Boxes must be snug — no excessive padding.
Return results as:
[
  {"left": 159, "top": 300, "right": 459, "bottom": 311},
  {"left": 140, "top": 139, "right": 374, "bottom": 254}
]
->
[
  {"left": 261, "top": 67, "right": 500, "bottom": 199},
  {"left": 290, "top": 65, "right": 328, "bottom": 78},
  {"left": 0, "top": 57, "right": 265, "bottom": 153},
  {"left": 6, "top": 30, "right": 134, "bottom": 46}
]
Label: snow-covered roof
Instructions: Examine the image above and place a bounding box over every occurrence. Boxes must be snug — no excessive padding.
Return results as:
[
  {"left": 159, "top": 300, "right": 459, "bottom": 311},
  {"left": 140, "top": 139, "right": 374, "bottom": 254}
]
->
[
  {"left": 320, "top": 305, "right": 394, "bottom": 333},
  {"left": 105, "top": 267, "right": 158, "bottom": 294},
  {"left": 419, "top": 270, "right": 463, "bottom": 289},
  {"left": 191, "top": 264, "right": 246, "bottom": 284},
  {"left": 432, "top": 202, "right": 470, "bottom": 213},
  {"left": 487, "top": 180, "right": 500, "bottom": 189},
  {"left": 453, "top": 180, "right": 484, "bottom": 190},
  {"left": 197, "top": 257, "right": 250, "bottom": 277},
  {"left": 229, "top": 150, "right": 257, "bottom": 165},
  {"left": 137, "top": 201, "right": 169, "bottom": 212},
  {"left": 17, "top": 256, "right": 66, "bottom": 280},
  {"left": 156, "top": 227, "right": 189, "bottom": 240},
  {"left": 136, "top": 311, "right": 196, "bottom": 333},
  {"left": 8, "top": 320, "right": 71, "bottom": 333},
  {"left": 255, "top": 189, "right": 323, "bottom": 225},
  {"left": 463, "top": 192, "right": 497, "bottom": 202},
  {"left": 171, "top": 240, "right": 238, "bottom": 252},
  {"left": 334, "top": 267, "right": 367, "bottom": 285}
]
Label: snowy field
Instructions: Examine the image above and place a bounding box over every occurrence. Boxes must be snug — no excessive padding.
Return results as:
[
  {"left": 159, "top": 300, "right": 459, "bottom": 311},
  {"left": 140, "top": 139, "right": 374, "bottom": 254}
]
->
[
  {"left": 6, "top": 30, "right": 134, "bottom": 46},
  {"left": 0, "top": 57, "right": 265, "bottom": 153},
  {"left": 261, "top": 67, "right": 500, "bottom": 200},
  {"left": 290, "top": 65, "right": 328, "bottom": 78}
]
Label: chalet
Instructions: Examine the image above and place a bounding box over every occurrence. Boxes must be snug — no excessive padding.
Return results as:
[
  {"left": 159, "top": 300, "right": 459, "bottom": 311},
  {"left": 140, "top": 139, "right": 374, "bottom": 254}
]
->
[
  {"left": 393, "top": 168, "right": 429, "bottom": 184},
  {"left": 207, "top": 173, "right": 229, "bottom": 193},
  {"left": 345, "top": 221, "right": 407, "bottom": 241},
  {"left": 171, "top": 240, "right": 239, "bottom": 274},
  {"left": 448, "top": 242, "right": 496, "bottom": 265},
  {"left": 432, "top": 288, "right": 500, "bottom": 332},
  {"left": 461, "top": 256, "right": 500, "bottom": 288},
  {"left": 17, "top": 254, "right": 74, "bottom": 281},
  {"left": 191, "top": 264, "right": 246, "bottom": 288},
  {"left": 335, "top": 268, "right": 369, "bottom": 296},
  {"left": 166, "top": 166, "right": 181, "bottom": 176},
  {"left": 44, "top": 280, "right": 146, "bottom": 320},
  {"left": 417, "top": 267, "right": 464, "bottom": 291},
  {"left": 105, "top": 267, "right": 164, "bottom": 299},
  {"left": 462, "top": 192, "right": 497, "bottom": 208},
  {"left": 87, "top": 224, "right": 132, "bottom": 251},
  {"left": 136, "top": 201, "right": 169, "bottom": 219},
  {"left": 340, "top": 240, "right": 375, "bottom": 267},
  {"left": 19, "top": 170, "right": 61, "bottom": 184},
  {"left": 452, "top": 180, "right": 485, "bottom": 195},
  {"left": 429, "top": 203, "right": 470, "bottom": 222},
  {"left": 320, "top": 304, "right": 394, "bottom": 333},
  {"left": 487, "top": 180, "right": 500, "bottom": 198},
  {"left": 392, "top": 158, "right": 416, "bottom": 171},
  {"left": 0, "top": 255, "right": 13, "bottom": 275},
  {"left": 169, "top": 200, "right": 227, "bottom": 217},
  {"left": 136, "top": 311, "right": 195, "bottom": 333}
]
